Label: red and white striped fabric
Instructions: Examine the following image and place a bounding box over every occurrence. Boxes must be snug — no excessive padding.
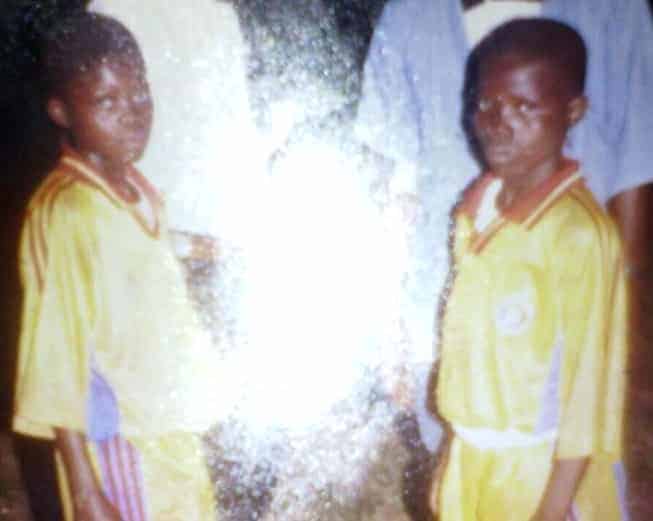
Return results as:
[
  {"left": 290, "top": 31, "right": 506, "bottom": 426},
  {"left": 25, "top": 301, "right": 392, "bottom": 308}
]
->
[{"left": 96, "top": 436, "right": 148, "bottom": 521}]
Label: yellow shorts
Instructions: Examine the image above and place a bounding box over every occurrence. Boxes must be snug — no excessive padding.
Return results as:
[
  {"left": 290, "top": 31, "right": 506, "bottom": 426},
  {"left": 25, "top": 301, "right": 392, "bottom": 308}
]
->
[
  {"left": 435, "top": 436, "right": 626, "bottom": 521},
  {"left": 56, "top": 432, "right": 216, "bottom": 521}
]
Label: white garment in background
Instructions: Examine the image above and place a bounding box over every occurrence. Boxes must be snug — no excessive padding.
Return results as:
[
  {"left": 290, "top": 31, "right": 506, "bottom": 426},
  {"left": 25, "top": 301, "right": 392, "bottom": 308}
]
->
[
  {"left": 89, "top": 0, "right": 263, "bottom": 235},
  {"left": 464, "top": 1, "right": 541, "bottom": 46}
]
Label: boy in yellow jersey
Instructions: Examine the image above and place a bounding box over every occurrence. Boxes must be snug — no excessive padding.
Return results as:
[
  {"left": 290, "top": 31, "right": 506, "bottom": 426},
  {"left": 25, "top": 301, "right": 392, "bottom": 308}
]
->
[
  {"left": 433, "top": 19, "right": 628, "bottom": 521},
  {"left": 13, "top": 12, "right": 219, "bottom": 521}
]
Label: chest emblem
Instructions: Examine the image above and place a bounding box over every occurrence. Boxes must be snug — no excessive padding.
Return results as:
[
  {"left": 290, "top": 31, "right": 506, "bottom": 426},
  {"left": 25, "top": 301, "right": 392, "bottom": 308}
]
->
[{"left": 494, "top": 289, "right": 535, "bottom": 336}]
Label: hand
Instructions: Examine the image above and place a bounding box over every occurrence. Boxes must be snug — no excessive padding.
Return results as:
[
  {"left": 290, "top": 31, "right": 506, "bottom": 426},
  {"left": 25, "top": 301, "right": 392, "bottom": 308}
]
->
[
  {"left": 528, "top": 457, "right": 588, "bottom": 521},
  {"left": 74, "top": 490, "right": 122, "bottom": 521},
  {"left": 54, "top": 429, "right": 123, "bottom": 521}
]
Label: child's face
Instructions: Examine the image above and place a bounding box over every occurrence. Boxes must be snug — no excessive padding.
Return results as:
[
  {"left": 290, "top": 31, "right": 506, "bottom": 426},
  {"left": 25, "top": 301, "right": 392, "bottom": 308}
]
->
[
  {"left": 50, "top": 53, "right": 153, "bottom": 168},
  {"left": 473, "top": 53, "right": 585, "bottom": 179}
]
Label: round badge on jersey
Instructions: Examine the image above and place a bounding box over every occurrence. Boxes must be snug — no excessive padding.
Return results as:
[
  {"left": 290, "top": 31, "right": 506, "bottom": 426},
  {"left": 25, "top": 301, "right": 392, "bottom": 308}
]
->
[{"left": 494, "top": 289, "right": 535, "bottom": 336}]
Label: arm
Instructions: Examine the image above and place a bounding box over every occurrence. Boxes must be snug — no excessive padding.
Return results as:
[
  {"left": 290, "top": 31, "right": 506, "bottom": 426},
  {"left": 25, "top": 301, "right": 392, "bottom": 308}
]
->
[
  {"left": 608, "top": 183, "right": 653, "bottom": 404},
  {"left": 607, "top": 183, "right": 653, "bottom": 277},
  {"left": 529, "top": 457, "right": 589, "bottom": 521},
  {"left": 14, "top": 189, "right": 97, "bottom": 437},
  {"left": 554, "top": 214, "right": 626, "bottom": 460},
  {"left": 605, "top": 0, "right": 653, "bottom": 273},
  {"left": 540, "top": 214, "right": 627, "bottom": 519},
  {"left": 55, "top": 429, "right": 121, "bottom": 521}
]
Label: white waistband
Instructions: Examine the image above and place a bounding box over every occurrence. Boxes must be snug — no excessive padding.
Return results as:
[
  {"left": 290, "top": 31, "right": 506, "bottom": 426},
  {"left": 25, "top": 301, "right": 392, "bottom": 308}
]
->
[{"left": 453, "top": 424, "right": 557, "bottom": 450}]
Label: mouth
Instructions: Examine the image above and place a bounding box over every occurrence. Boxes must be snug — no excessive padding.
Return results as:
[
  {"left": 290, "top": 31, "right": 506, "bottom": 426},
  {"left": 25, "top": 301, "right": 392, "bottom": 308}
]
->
[
  {"left": 482, "top": 141, "right": 515, "bottom": 162},
  {"left": 119, "top": 136, "right": 148, "bottom": 161},
  {"left": 125, "top": 127, "right": 149, "bottom": 146},
  {"left": 128, "top": 125, "right": 149, "bottom": 141}
]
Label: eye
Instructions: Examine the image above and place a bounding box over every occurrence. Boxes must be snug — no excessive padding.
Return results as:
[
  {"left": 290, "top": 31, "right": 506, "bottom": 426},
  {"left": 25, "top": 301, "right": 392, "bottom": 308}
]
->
[
  {"left": 478, "top": 99, "right": 492, "bottom": 112},
  {"left": 95, "top": 96, "right": 114, "bottom": 109},
  {"left": 132, "top": 90, "right": 151, "bottom": 105},
  {"left": 518, "top": 101, "right": 536, "bottom": 114}
]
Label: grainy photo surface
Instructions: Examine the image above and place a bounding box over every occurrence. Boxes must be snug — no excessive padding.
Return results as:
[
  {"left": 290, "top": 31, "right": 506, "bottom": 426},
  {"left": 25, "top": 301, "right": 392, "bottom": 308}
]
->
[{"left": 0, "top": 1, "right": 651, "bottom": 520}]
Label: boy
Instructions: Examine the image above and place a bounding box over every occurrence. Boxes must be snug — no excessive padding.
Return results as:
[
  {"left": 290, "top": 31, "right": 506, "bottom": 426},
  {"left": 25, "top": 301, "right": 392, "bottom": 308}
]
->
[
  {"left": 13, "top": 13, "right": 219, "bottom": 520},
  {"left": 433, "top": 19, "right": 627, "bottom": 520}
]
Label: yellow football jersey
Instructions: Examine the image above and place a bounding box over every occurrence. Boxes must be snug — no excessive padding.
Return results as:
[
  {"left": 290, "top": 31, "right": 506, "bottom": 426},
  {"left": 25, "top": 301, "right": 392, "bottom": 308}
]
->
[
  {"left": 435, "top": 161, "right": 628, "bottom": 520},
  {"left": 14, "top": 150, "right": 221, "bottom": 440},
  {"left": 14, "top": 150, "right": 220, "bottom": 520}
]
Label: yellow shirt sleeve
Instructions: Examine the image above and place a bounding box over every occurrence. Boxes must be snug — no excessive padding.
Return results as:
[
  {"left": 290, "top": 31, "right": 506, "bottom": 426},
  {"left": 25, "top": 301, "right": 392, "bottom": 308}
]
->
[
  {"left": 14, "top": 185, "right": 98, "bottom": 439},
  {"left": 554, "top": 214, "right": 626, "bottom": 460}
]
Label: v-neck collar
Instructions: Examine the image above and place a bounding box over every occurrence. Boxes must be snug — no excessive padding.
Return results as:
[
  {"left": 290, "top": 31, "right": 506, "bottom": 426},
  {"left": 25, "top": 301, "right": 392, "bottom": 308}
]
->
[
  {"left": 459, "top": 159, "right": 582, "bottom": 253},
  {"left": 59, "top": 146, "right": 163, "bottom": 238}
]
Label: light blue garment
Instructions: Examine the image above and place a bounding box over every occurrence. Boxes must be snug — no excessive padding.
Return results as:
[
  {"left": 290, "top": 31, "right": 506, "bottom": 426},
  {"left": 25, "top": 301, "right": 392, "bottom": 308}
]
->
[
  {"left": 87, "top": 367, "right": 120, "bottom": 442},
  {"left": 358, "top": 0, "right": 653, "bottom": 203},
  {"left": 356, "top": 0, "right": 653, "bottom": 450}
]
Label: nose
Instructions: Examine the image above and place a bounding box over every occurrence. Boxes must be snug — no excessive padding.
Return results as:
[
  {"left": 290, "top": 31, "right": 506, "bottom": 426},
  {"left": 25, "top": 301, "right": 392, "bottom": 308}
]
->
[
  {"left": 118, "top": 110, "right": 140, "bottom": 134},
  {"left": 483, "top": 100, "right": 515, "bottom": 141},
  {"left": 119, "top": 95, "right": 151, "bottom": 128}
]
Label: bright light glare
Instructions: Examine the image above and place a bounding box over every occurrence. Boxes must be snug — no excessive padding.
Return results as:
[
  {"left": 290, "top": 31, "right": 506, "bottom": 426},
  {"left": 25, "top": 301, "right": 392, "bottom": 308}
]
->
[{"left": 213, "top": 138, "right": 406, "bottom": 435}]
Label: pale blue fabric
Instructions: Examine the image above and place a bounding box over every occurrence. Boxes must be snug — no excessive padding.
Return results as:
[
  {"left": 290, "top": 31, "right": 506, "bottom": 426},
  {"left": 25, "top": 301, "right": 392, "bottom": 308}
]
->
[
  {"left": 358, "top": 0, "right": 653, "bottom": 204},
  {"left": 356, "top": 0, "right": 653, "bottom": 451},
  {"left": 535, "top": 341, "right": 562, "bottom": 435},
  {"left": 87, "top": 367, "right": 120, "bottom": 442},
  {"left": 613, "top": 461, "right": 631, "bottom": 521}
]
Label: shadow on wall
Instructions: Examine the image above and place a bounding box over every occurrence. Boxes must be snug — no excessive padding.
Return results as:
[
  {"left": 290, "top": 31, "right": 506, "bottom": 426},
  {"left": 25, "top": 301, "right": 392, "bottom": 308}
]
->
[
  {"left": 0, "top": 0, "right": 91, "bottom": 429},
  {"left": 0, "top": 3, "right": 87, "bottom": 520}
]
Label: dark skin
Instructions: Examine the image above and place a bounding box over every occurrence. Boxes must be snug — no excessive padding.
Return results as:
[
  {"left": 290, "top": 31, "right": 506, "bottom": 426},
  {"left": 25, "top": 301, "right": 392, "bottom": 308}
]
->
[
  {"left": 461, "top": 0, "right": 653, "bottom": 273},
  {"left": 471, "top": 53, "right": 588, "bottom": 521},
  {"left": 472, "top": 54, "right": 587, "bottom": 209},
  {"left": 609, "top": 188, "right": 653, "bottom": 275},
  {"left": 47, "top": 52, "right": 153, "bottom": 521},
  {"left": 49, "top": 53, "right": 218, "bottom": 264},
  {"left": 47, "top": 53, "right": 153, "bottom": 204},
  {"left": 55, "top": 429, "right": 121, "bottom": 521},
  {"left": 469, "top": 19, "right": 653, "bottom": 515},
  {"left": 407, "top": 2, "right": 652, "bottom": 519},
  {"left": 464, "top": 3, "right": 653, "bottom": 518}
]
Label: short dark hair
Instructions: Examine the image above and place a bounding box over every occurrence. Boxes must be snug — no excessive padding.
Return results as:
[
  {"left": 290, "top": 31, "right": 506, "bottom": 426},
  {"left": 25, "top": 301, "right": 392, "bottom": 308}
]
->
[
  {"left": 41, "top": 12, "right": 143, "bottom": 95},
  {"left": 465, "top": 18, "right": 587, "bottom": 102}
]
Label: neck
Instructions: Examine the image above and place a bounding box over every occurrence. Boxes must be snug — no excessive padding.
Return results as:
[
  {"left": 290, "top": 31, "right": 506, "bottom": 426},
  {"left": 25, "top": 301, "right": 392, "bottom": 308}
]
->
[
  {"left": 79, "top": 149, "right": 139, "bottom": 203},
  {"left": 83, "top": 151, "right": 130, "bottom": 183},
  {"left": 496, "top": 156, "right": 561, "bottom": 211}
]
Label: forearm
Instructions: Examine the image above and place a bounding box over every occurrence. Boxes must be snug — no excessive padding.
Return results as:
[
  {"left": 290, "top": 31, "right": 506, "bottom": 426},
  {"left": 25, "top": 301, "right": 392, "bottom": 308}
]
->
[
  {"left": 608, "top": 183, "right": 653, "bottom": 382},
  {"left": 55, "top": 428, "right": 101, "bottom": 497},
  {"left": 531, "top": 457, "right": 589, "bottom": 521},
  {"left": 607, "top": 183, "right": 653, "bottom": 275},
  {"left": 55, "top": 429, "right": 121, "bottom": 520}
]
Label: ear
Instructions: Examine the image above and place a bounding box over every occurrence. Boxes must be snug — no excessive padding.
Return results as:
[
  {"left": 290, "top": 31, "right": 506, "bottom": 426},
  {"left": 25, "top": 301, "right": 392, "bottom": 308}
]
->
[
  {"left": 567, "top": 95, "right": 588, "bottom": 127},
  {"left": 46, "top": 97, "right": 71, "bottom": 129}
]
